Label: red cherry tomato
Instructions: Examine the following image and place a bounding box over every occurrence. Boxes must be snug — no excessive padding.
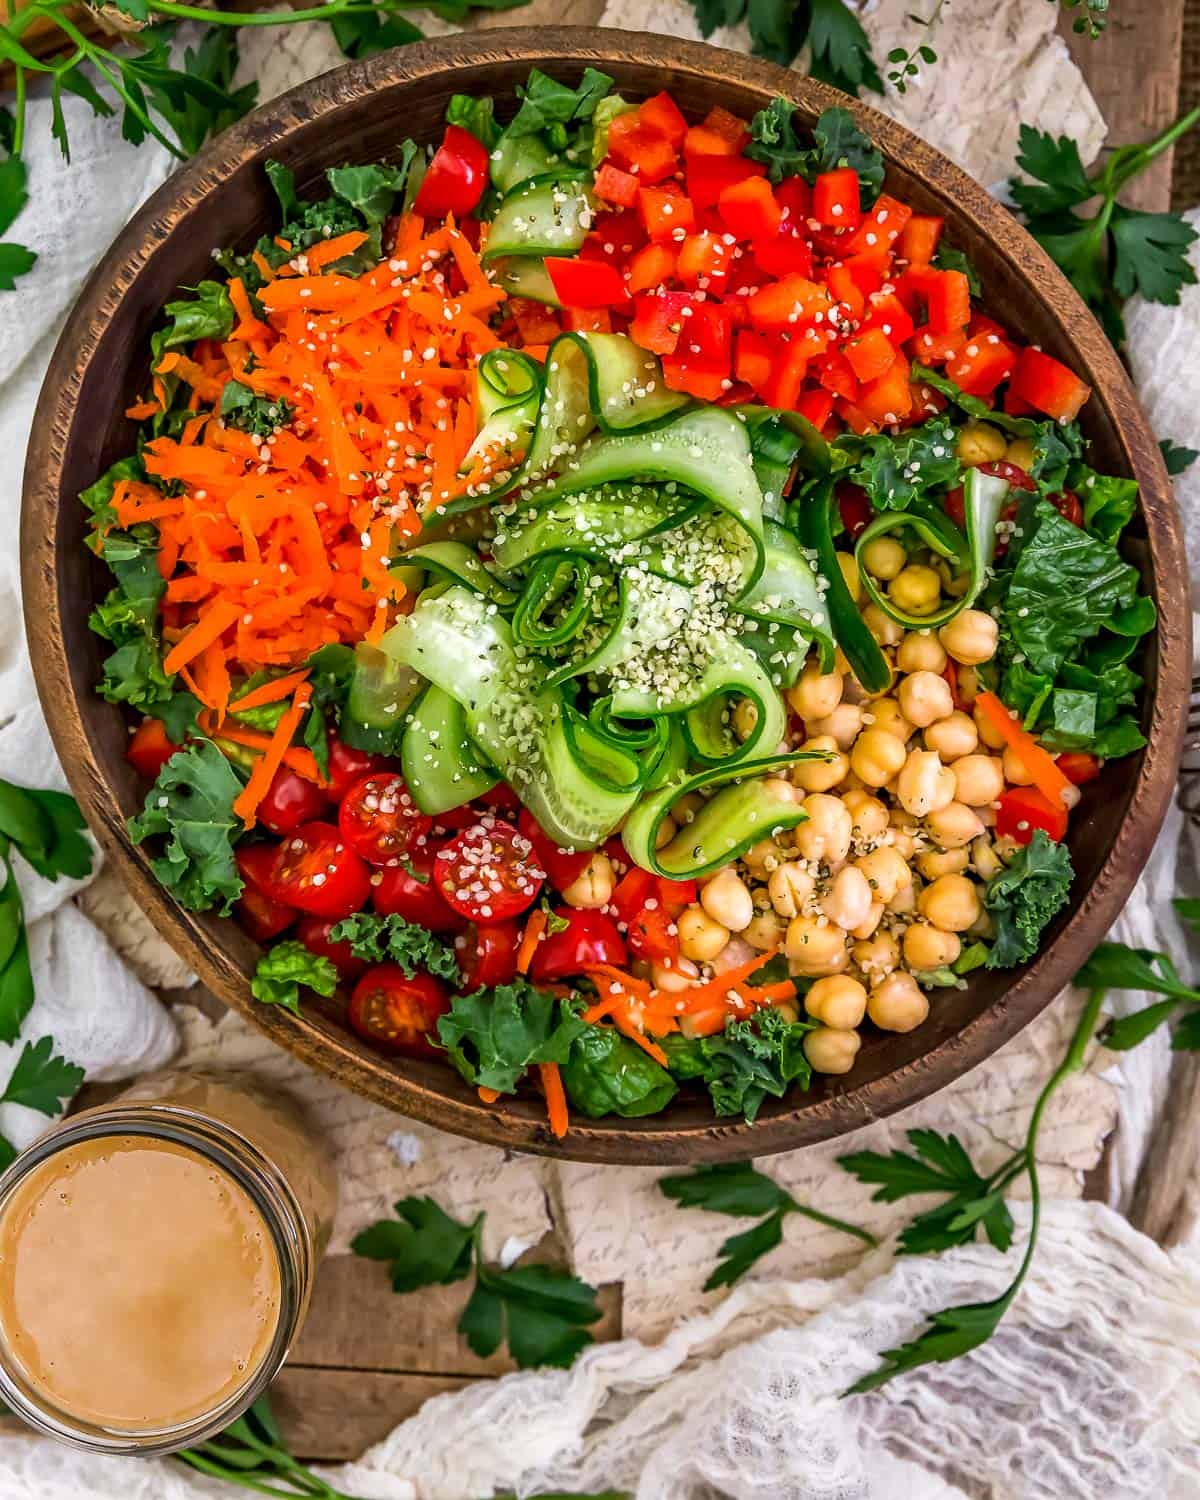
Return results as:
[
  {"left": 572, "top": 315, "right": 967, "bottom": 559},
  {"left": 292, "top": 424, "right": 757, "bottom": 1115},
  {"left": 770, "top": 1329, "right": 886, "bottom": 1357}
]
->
[
  {"left": 529, "top": 908, "right": 627, "bottom": 983},
  {"left": 517, "top": 809, "right": 590, "bottom": 891},
  {"left": 126, "top": 718, "right": 180, "bottom": 780},
  {"left": 1055, "top": 751, "right": 1101, "bottom": 786},
  {"left": 338, "top": 773, "right": 432, "bottom": 868},
  {"left": 457, "top": 920, "right": 521, "bottom": 989},
  {"left": 412, "top": 125, "right": 490, "bottom": 219},
  {"left": 836, "top": 482, "right": 872, "bottom": 539},
  {"left": 235, "top": 886, "right": 297, "bottom": 942},
  {"left": 347, "top": 964, "right": 449, "bottom": 1058},
  {"left": 944, "top": 460, "right": 1037, "bottom": 530},
  {"left": 327, "top": 737, "right": 392, "bottom": 799},
  {"left": 295, "top": 914, "right": 367, "bottom": 983},
  {"left": 237, "top": 842, "right": 288, "bottom": 900},
  {"left": 372, "top": 843, "right": 466, "bottom": 932},
  {"left": 1049, "top": 489, "right": 1083, "bottom": 526},
  {"left": 434, "top": 818, "right": 545, "bottom": 922},
  {"left": 995, "top": 786, "right": 1068, "bottom": 845},
  {"left": 478, "top": 782, "right": 521, "bottom": 814},
  {"left": 270, "top": 821, "right": 372, "bottom": 920},
  {"left": 258, "top": 766, "right": 329, "bottom": 836},
  {"left": 626, "top": 905, "right": 679, "bottom": 964}
]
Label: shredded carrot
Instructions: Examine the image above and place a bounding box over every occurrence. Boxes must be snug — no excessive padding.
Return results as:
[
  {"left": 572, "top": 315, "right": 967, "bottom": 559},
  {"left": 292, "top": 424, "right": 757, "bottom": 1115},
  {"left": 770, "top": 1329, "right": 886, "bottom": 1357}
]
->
[
  {"left": 213, "top": 725, "right": 324, "bottom": 784},
  {"left": 478, "top": 1086, "right": 501, "bottom": 1105},
  {"left": 975, "top": 691, "right": 1074, "bottom": 811},
  {"left": 162, "top": 599, "right": 241, "bottom": 675},
  {"left": 678, "top": 947, "right": 791, "bottom": 1016},
  {"left": 516, "top": 909, "right": 547, "bottom": 974},
  {"left": 125, "top": 399, "right": 160, "bottom": 419},
  {"left": 232, "top": 683, "right": 313, "bottom": 829},
  {"left": 538, "top": 1062, "right": 569, "bottom": 1138},
  {"left": 305, "top": 231, "right": 369, "bottom": 272},
  {"left": 228, "top": 668, "right": 311, "bottom": 715}
]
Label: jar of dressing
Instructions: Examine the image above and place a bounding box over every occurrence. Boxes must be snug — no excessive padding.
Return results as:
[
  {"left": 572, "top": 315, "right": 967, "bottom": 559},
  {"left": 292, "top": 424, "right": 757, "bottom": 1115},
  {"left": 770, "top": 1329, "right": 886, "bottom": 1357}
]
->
[{"left": 0, "top": 1070, "right": 336, "bottom": 1456}]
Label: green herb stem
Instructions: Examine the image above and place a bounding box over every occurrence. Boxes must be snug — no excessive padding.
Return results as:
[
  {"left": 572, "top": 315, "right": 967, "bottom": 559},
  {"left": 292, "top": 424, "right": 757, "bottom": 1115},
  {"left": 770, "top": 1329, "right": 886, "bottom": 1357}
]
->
[
  {"left": 1104, "top": 104, "right": 1200, "bottom": 197},
  {"left": 789, "top": 1199, "right": 880, "bottom": 1247}
]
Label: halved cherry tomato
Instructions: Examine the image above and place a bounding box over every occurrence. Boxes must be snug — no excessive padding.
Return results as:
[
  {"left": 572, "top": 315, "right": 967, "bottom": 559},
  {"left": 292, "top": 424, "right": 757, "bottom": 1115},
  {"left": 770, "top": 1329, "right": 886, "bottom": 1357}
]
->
[
  {"left": 995, "top": 786, "right": 1068, "bottom": 845},
  {"left": 258, "top": 766, "right": 329, "bottom": 836},
  {"left": 234, "top": 850, "right": 298, "bottom": 943},
  {"left": 338, "top": 774, "right": 432, "bottom": 868},
  {"left": 327, "top": 737, "right": 391, "bottom": 799},
  {"left": 347, "top": 965, "right": 449, "bottom": 1058},
  {"left": 1055, "top": 751, "right": 1101, "bottom": 785},
  {"left": 237, "top": 842, "right": 289, "bottom": 902},
  {"left": 271, "top": 821, "right": 372, "bottom": 920},
  {"left": 626, "top": 906, "right": 679, "bottom": 964},
  {"left": 943, "top": 460, "right": 1036, "bottom": 529},
  {"left": 434, "top": 818, "right": 545, "bottom": 922},
  {"left": 412, "top": 125, "right": 490, "bottom": 219},
  {"left": 518, "top": 809, "right": 590, "bottom": 891},
  {"left": 478, "top": 782, "right": 521, "bottom": 814},
  {"left": 837, "top": 482, "right": 873, "bottom": 539},
  {"left": 126, "top": 718, "right": 180, "bottom": 780},
  {"left": 457, "top": 920, "right": 521, "bottom": 989},
  {"left": 372, "top": 843, "right": 465, "bottom": 933},
  {"left": 295, "top": 914, "right": 367, "bottom": 983},
  {"left": 1050, "top": 489, "right": 1083, "bottom": 526},
  {"left": 529, "top": 908, "right": 627, "bottom": 983}
]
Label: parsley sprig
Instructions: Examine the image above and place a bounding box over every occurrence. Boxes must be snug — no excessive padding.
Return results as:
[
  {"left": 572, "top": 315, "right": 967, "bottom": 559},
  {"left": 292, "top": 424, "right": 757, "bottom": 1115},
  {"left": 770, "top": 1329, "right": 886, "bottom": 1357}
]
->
[
  {"left": 1010, "top": 107, "right": 1200, "bottom": 349},
  {"left": 689, "top": 0, "right": 879, "bottom": 88},
  {"left": 177, "top": 1392, "right": 368, "bottom": 1496},
  {"left": 353, "top": 1197, "right": 603, "bottom": 1369}
]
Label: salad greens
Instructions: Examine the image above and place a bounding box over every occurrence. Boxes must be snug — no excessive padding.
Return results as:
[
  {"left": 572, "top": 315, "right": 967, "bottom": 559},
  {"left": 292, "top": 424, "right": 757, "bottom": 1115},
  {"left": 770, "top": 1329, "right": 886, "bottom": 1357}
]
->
[
  {"left": 982, "top": 831, "right": 1074, "bottom": 969},
  {"left": 661, "top": 1006, "right": 816, "bottom": 1123},
  {"left": 250, "top": 941, "right": 337, "bottom": 1012},
  {"left": 128, "top": 740, "right": 245, "bottom": 914},
  {"left": 438, "top": 981, "right": 588, "bottom": 1096}
]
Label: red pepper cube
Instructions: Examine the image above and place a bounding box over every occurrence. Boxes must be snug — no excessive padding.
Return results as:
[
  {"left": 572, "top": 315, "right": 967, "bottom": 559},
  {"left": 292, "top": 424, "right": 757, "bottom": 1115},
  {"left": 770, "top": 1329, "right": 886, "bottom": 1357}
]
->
[
  {"left": 717, "top": 176, "right": 782, "bottom": 241},
  {"left": 587, "top": 207, "right": 645, "bottom": 261},
  {"left": 844, "top": 250, "right": 891, "bottom": 297},
  {"left": 925, "top": 268, "right": 972, "bottom": 334},
  {"left": 685, "top": 153, "right": 765, "bottom": 210},
  {"left": 911, "top": 326, "right": 968, "bottom": 365},
  {"left": 795, "top": 386, "right": 835, "bottom": 431},
  {"left": 812, "top": 348, "right": 859, "bottom": 402},
  {"left": 661, "top": 355, "right": 727, "bottom": 401},
  {"left": 683, "top": 106, "right": 750, "bottom": 158},
  {"left": 970, "top": 311, "right": 1011, "bottom": 341},
  {"left": 676, "top": 229, "right": 733, "bottom": 289},
  {"left": 626, "top": 241, "right": 677, "bottom": 294},
  {"left": 607, "top": 116, "right": 679, "bottom": 184},
  {"left": 735, "top": 329, "right": 773, "bottom": 391},
  {"left": 564, "top": 307, "right": 614, "bottom": 334},
  {"left": 754, "top": 232, "right": 814, "bottom": 279},
  {"left": 844, "top": 327, "right": 898, "bottom": 384},
  {"left": 629, "top": 290, "right": 693, "bottom": 355},
  {"left": 638, "top": 91, "right": 688, "bottom": 147},
  {"left": 1009, "top": 347, "right": 1092, "bottom": 422},
  {"left": 860, "top": 292, "right": 916, "bottom": 348},
  {"left": 995, "top": 785, "right": 1068, "bottom": 845},
  {"left": 593, "top": 162, "right": 641, "bottom": 208},
  {"left": 747, "top": 274, "right": 833, "bottom": 331},
  {"left": 846, "top": 194, "right": 914, "bottom": 255},
  {"left": 826, "top": 264, "right": 865, "bottom": 321},
  {"left": 638, "top": 185, "right": 696, "bottom": 244},
  {"left": 759, "top": 339, "right": 811, "bottom": 411},
  {"left": 678, "top": 301, "right": 733, "bottom": 374},
  {"left": 945, "top": 334, "right": 1017, "bottom": 397},
  {"left": 510, "top": 298, "right": 562, "bottom": 345},
  {"left": 855, "top": 354, "right": 914, "bottom": 426},
  {"left": 546, "top": 257, "right": 629, "bottom": 309},
  {"left": 812, "top": 167, "right": 862, "bottom": 229},
  {"left": 775, "top": 175, "right": 812, "bottom": 226},
  {"left": 896, "top": 213, "right": 943, "bottom": 265},
  {"left": 838, "top": 398, "right": 880, "bottom": 435}
]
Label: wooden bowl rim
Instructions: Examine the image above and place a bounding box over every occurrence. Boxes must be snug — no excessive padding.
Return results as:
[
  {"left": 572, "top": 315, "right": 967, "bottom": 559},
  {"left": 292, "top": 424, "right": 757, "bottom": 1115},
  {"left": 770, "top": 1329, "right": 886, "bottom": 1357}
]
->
[{"left": 22, "top": 28, "right": 1189, "bottom": 1164}]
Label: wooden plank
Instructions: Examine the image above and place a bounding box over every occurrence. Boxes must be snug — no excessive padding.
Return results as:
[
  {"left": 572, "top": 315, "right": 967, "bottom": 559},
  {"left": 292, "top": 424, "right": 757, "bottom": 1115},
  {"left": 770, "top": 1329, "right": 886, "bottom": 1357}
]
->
[
  {"left": 273, "top": 1368, "right": 474, "bottom": 1460},
  {"left": 1061, "top": 0, "right": 1185, "bottom": 211}
]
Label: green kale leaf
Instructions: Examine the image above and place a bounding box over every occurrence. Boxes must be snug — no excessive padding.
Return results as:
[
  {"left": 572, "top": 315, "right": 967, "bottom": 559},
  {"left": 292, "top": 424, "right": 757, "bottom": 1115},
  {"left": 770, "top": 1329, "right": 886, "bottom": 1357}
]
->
[
  {"left": 746, "top": 101, "right": 884, "bottom": 200},
  {"left": 128, "top": 740, "right": 245, "bottom": 914},
  {"left": 984, "top": 831, "right": 1074, "bottom": 970},
  {"left": 662, "top": 1006, "right": 813, "bottom": 1123},
  {"left": 219, "top": 380, "right": 294, "bottom": 437},
  {"left": 328, "top": 911, "right": 460, "bottom": 982},
  {"left": 250, "top": 940, "right": 338, "bottom": 1013},
  {"left": 437, "top": 982, "right": 588, "bottom": 1095},
  {"left": 833, "top": 415, "right": 962, "bottom": 510}
]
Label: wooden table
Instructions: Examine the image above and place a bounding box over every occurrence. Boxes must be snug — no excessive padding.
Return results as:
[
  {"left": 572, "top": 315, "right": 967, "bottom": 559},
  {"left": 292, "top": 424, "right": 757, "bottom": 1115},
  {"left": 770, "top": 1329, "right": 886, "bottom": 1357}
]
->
[{"left": 260, "top": 0, "right": 1189, "bottom": 1462}]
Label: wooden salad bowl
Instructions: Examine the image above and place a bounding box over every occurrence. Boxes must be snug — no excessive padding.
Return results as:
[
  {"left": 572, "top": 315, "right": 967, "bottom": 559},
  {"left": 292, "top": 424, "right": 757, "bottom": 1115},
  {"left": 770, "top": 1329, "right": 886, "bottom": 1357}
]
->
[{"left": 21, "top": 29, "right": 1189, "bottom": 1163}]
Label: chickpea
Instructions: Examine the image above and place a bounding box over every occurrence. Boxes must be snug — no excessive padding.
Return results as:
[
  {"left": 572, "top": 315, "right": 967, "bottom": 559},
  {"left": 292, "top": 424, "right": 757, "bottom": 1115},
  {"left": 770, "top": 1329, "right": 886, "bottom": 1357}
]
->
[
  {"left": 843, "top": 788, "right": 890, "bottom": 844},
  {"left": 956, "top": 420, "right": 1008, "bottom": 467},
  {"left": 896, "top": 631, "right": 948, "bottom": 675},
  {"left": 700, "top": 868, "right": 754, "bottom": 932},
  {"left": 855, "top": 845, "right": 912, "bottom": 904},
  {"left": 792, "top": 735, "right": 849, "bottom": 793},
  {"left": 732, "top": 698, "right": 759, "bottom": 743},
  {"left": 744, "top": 911, "right": 784, "bottom": 951},
  {"left": 897, "top": 749, "right": 957, "bottom": 818},
  {"left": 918, "top": 873, "right": 982, "bottom": 933},
  {"left": 973, "top": 702, "right": 1006, "bottom": 750},
  {"left": 652, "top": 957, "right": 700, "bottom": 993},
  {"left": 956, "top": 665, "right": 982, "bottom": 705},
  {"left": 768, "top": 861, "right": 816, "bottom": 919},
  {"left": 808, "top": 702, "right": 865, "bottom": 751},
  {"left": 787, "top": 660, "right": 844, "bottom": 721},
  {"left": 785, "top": 915, "right": 849, "bottom": 976},
  {"left": 917, "top": 847, "right": 970, "bottom": 880},
  {"left": 805, "top": 974, "right": 868, "bottom": 1030},
  {"left": 925, "top": 801, "right": 985, "bottom": 850},
  {"left": 837, "top": 552, "right": 863, "bottom": 603},
  {"left": 744, "top": 837, "right": 788, "bottom": 879},
  {"left": 865, "top": 698, "right": 914, "bottom": 741},
  {"left": 935, "top": 558, "right": 972, "bottom": 598},
  {"left": 1005, "top": 436, "right": 1036, "bottom": 471},
  {"left": 890, "top": 828, "right": 917, "bottom": 861},
  {"left": 850, "top": 727, "right": 907, "bottom": 788},
  {"left": 562, "top": 852, "right": 615, "bottom": 909},
  {"left": 861, "top": 535, "right": 907, "bottom": 581},
  {"left": 1002, "top": 746, "right": 1036, "bottom": 787},
  {"left": 821, "top": 865, "right": 874, "bottom": 932},
  {"left": 773, "top": 1000, "right": 801, "bottom": 1024},
  {"left": 903, "top": 923, "right": 962, "bottom": 972},
  {"left": 852, "top": 901, "right": 885, "bottom": 940},
  {"left": 862, "top": 603, "right": 904, "bottom": 647},
  {"left": 804, "top": 1026, "right": 862, "bottom": 1075},
  {"left": 889, "top": 564, "right": 942, "bottom": 617},
  {"left": 887, "top": 881, "right": 917, "bottom": 916},
  {"left": 794, "top": 794, "right": 853, "bottom": 868},
  {"left": 897, "top": 671, "right": 954, "bottom": 729},
  {"left": 971, "top": 836, "right": 1003, "bottom": 881},
  {"left": 761, "top": 776, "right": 799, "bottom": 805},
  {"left": 938, "top": 609, "right": 999, "bottom": 666},
  {"left": 672, "top": 790, "right": 705, "bottom": 825},
  {"left": 853, "top": 929, "right": 900, "bottom": 979},
  {"left": 952, "top": 754, "right": 1006, "bottom": 807},
  {"left": 678, "top": 905, "right": 730, "bottom": 962},
  {"left": 654, "top": 815, "right": 678, "bottom": 851},
  {"left": 868, "top": 972, "right": 930, "bottom": 1033},
  {"left": 710, "top": 937, "right": 755, "bottom": 974},
  {"left": 925, "top": 711, "right": 978, "bottom": 761}
]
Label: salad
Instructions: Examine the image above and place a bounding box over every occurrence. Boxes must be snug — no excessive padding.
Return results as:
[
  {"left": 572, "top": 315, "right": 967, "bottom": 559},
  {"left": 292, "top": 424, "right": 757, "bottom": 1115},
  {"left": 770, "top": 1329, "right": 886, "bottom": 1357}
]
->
[{"left": 86, "top": 70, "right": 1155, "bottom": 1137}]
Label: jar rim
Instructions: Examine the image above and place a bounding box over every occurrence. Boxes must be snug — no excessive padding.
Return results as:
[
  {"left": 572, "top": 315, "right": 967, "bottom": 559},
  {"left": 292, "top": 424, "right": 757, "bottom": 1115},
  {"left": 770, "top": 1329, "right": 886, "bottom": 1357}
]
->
[{"left": 0, "top": 1103, "right": 314, "bottom": 1457}]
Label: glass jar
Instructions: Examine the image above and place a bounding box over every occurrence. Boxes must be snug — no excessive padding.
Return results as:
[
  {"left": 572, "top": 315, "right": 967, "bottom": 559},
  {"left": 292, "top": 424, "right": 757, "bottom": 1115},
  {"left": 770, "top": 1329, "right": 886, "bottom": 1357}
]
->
[{"left": 0, "top": 1069, "right": 336, "bottom": 1456}]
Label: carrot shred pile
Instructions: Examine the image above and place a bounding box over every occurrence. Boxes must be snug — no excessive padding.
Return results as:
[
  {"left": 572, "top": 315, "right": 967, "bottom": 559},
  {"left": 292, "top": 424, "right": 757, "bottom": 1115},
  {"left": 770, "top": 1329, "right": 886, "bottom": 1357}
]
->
[{"left": 119, "top": 213, "right": 505, "bottom": 710}]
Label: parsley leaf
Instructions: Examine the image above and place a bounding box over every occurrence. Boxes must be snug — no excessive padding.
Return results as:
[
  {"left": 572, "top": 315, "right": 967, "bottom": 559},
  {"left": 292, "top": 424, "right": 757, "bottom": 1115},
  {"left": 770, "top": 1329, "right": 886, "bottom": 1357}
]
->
[
  {"left": 1109, "top": 205, "right": 1198, "bottom": 305},
  {"left": 351, "top": 1197, "right": 477, "bottom": 1291},
  {"left": 1073, "top": 941, "right": 1200, "bottom": 1050},
  {"left": 137, "top": 26, "right": 257, "bottom": 158},
  {"left": 983, "top": 831, "right": 1074, "bottom": 970},
  {"left": 0, "top": 154, "right": 34, "bottom": 290},
  {"left": 1009, "top": 125, "right": 1095, "bottom": 217},
  {"left": 806, "top": 0, "right": 883, "bottom": 94},
  {"left": 1, "top": 1036, "right": 84, "bottom": 1117},
  {"left": 250, "top": 941, "right": 338, "bottom": 1014},
  {"left": 1160, "top": 437, "right": 1199, "bottom": 475},
  {"left": 438, "top": 981, "right": 587, "bottom": 1094},
  {"left": 746, "top": 101, "right": 884, "bottom": 201},
  {"left": 328, "top": 911, "right": 461, "bottom": 982},
  {"left": 128, "top": 740, "right": 245, "bottom": 914}
]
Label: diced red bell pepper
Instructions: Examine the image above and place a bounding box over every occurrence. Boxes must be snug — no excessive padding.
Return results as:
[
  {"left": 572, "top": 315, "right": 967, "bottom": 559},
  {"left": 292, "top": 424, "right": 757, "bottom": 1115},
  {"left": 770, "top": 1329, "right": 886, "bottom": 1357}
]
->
[
  {"left": 412, "top": 125, "right": 490, "bottom": 218},
  {"left": 676, "top": 229, "right": 733, "bottom": 288},
  {"left": 759, "top": 338, "right": 810, "bottom": 411},
  {"left": 839, "top": 398, "right": 880, "bottom": 435},
  {"left": 564, "top": 307, "right": 614, "bottom": 334},
  {"left": 896, "top": 213, "right": 943, "bottom": 265},
  {"left": 837, "top": 482, "right": 873, "bottom": 537},
  {"left": 795, "top": 386, "right": 835, "bottom": 430},
  {"left": 593, "top": 162, "right": 640, "bottom": 208},
  {"left": 812, "top": 167, "right": 862, "bottom": 229},
  {"left": 996, "top": 785, "right": 1069, "bottom": 845},
  {"left": 945, "top": 334, "right": 1017, "bottom": 397},
  {"left": 826, "top": 263, "right": 865, "bottom": 320},
  {"left": 970, "top": 311, "right": 1010, "bottom": 341},
  {"left": 610, "top": 867, "right": 657, "bottom": 923},
  {"left": 589, "top": 207, "right": 646, "bottom": 257},
  {"left": 686, "top": 153, "right": 765, "bottom": 210},
  {"left": 1008, "top": 347, "right": 1092, "bottom": 422},
  {"left": 662, "top": 357, "right": 726, "bottom": 401},
  {"left": 755, "top": 232, "right": 814, "bottom": 279},
  {"left": 717, "top": 175, "right": 781, "bottom": 241},
  {"left": 844, "top": 250, "right": 891, "bottom": 297},
  {"left": 1056, "top": 752, "right": 1101, "bottom": 785},
  {"left": 748, "top": 274, "right": 832, "bottom": 330},
  {"left": 855, "top": 353, "right": 914, "bottom": 425},
  {"left": 860, "top": 291, "right": 915, "bottom": 348},
  {"left": 925, "top": 269, "right": 972, "bottom": 334},
  {"left": 735, "top": 328, "right": 773, "bottom": 390},
  {"left": 638, "top": 184, "right": 696, "bottom": 244},
  {"left": 126, "top": 718, "right": 181, "bottom": 780},
  {"left": 510, "top": 298, "right": 561, "bottom": 345},
  {"left": 845, "top": 193, "right": 913, "bottom": 255},
  {"left": 813, "top": 348, "right": 859, "bottom": 401},
  {"left": 844, "top": 327, "right": 897, "bottom": 384},
  {"left": 546, "top": 257, "right": 629, "bottom": 309},
  {"left": 893, "top": 263, "right": 941, "bottom": 311},
  {"left": 638, "top": 90, "right": 688, "bottom": 146},
  {"left": 776, "top": 174, "right": 811, "bottom": 225},
  {"left": 678, "top": 301, "right": 732, "bottom": 373},
  {"left": 606, "top": 114, "right": 678, "bottom": 184},
  {"left": 684, "top": 106, "right": 750, "bottom": 158},
  {"left": 910, "top": 326, "right": 968, "bottom": 365},
  {"left": 626, "top": 242, "right": 677, "bottom": 294},
  {"left": 629, "top": 290, "right": 693, "bottom": 355}
]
